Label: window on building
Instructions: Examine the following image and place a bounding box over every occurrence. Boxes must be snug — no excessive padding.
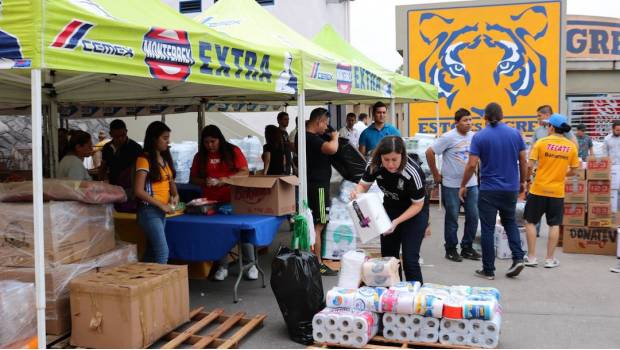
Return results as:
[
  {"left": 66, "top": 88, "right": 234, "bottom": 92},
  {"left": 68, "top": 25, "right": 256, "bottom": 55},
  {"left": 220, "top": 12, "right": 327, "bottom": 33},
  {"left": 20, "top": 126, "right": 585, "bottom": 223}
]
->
[{"left": 180, "top": 0, "right": 202, "bottom": 13}]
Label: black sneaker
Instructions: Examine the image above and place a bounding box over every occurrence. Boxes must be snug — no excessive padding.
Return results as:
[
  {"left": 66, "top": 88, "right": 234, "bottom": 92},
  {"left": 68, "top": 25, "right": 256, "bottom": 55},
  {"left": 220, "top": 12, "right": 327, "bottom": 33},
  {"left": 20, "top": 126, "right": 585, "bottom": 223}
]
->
[
  {"left": 320, "top": 263, "right": 338, "bottom": 276},
  {"left": 506, "top": 260, "right": 525, "bottom": 278},
  {"left": 461, "top": 247, "right": 482, "bottom": 260},
  {"left": 475, "top": 269, "right": 495, "bottom": 280},
  {"left": 445, "top": 249, "right": 463, "bottom": 262}
]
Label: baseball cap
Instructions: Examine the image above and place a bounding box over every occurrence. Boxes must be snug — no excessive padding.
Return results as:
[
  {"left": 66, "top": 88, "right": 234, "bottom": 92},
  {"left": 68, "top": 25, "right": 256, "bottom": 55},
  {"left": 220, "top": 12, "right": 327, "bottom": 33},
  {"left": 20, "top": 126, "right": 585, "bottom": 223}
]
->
[{"left": 548, "top": 113, "right": 568, "bottom": 128}]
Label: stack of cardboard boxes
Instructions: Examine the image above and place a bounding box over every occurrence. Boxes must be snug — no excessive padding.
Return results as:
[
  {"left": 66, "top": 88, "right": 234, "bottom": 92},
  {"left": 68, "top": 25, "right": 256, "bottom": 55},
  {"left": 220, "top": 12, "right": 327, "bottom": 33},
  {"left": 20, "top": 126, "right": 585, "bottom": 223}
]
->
[
  {"left": 562, "top": 157, "right": 618, "bottom": 255},
  {"left": 0, "top": 201, "right": 137, "bottom": 335}
]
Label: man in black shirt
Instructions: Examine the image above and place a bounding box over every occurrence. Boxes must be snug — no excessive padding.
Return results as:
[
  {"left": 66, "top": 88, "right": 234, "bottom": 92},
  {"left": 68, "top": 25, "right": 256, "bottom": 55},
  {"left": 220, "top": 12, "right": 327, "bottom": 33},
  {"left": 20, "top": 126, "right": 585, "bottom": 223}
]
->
[
  {"left": 298, "top": 107, "right": 338, "bottom": 275},
  {"left": 100, "top": 119, "right": 143, "bottom": 210}
]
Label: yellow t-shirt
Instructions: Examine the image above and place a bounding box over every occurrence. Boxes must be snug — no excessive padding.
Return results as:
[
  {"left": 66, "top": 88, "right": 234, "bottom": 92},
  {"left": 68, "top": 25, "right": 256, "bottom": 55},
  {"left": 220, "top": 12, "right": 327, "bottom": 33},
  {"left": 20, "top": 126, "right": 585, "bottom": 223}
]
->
[
  {"left": 529, "top": 135, "right": 580, "bottom": 198},
  {"left": 136, "top": 156, "right": 172, "bottom": 205}
]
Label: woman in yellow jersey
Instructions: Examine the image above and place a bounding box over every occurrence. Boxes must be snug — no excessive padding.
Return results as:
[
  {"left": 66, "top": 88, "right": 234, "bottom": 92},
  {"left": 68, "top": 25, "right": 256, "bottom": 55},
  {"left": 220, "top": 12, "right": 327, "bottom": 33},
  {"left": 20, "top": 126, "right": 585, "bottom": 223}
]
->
[{"left": 134, "top": 121, "right": 179, "bottom": 264}]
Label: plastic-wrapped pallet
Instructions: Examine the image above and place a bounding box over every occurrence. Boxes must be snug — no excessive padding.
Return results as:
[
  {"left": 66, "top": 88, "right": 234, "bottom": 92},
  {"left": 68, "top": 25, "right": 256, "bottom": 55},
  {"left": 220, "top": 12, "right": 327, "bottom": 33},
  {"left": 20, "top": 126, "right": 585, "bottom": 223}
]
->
[
  {"left": 238, "top": 136, "right": 264, "bottom": 172},
  {"left": 0, "top": 281, "right": 36, "bottom": 348},
  {"left": 0, "top": 179, "right": 127, "bottom": 204},
  {"left": 322, "top": 199, "right": 356, "bottom": 260},
  {"left": 0, "top": 243, "right": 137, "bottom": 335},
  {"left": 170, "top": 142, "right": 198, "bottom": 184}
]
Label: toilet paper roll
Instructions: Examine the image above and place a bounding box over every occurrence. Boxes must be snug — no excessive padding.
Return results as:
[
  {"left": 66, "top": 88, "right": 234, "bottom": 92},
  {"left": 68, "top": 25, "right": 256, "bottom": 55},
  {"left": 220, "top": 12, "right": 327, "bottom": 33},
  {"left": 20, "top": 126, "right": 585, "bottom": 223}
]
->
[
  {"left": 326, "top": 287, "right": 358, "bottom": 309},
  {"left": 471, "top": 287, "right": 501, "bottom": 302},
  {"left": 383, "top": 325, "right": 399, "bottom": 340},
  {"left": 451, "top": 333, "right": 468, "bottom": 345},
  {"left": 482, "top": 310, "right": 502, "bottom": 336},
  {"left": 353, "top": 286, "right": 386, "bottom": 312},
  {"left": 312, "top": 312, "right": 328, "bottom": 332},
  {"left": 337, "top": 314, "right": 355, "bottom": 333},
  {"left": 383, "top": 313, "right": 396, "bottom": 328},
  {"left": 380, "top": 289, "right": 400, "bottom": 313},
  {"left": 338, "top": 250, "right": 367, "bottom": 289},
  {"left": 414, "top": 293, "right": 444, "bottom": 318},
  {"left": 396, "top": 314, "right": 411, "bottom": 329},
  {"left": 313, "top": 328, "right": 327, "bottom": 343},
  {"left": 326, "top": 331, "right": 342, "bottom": 344},
  {"left": 325, "top": 314, "right": 340, "bottom": 331},
  {"left": 395, "top": 291, "right": 416, "bottom": 314},
  {"left": 397, "top": 327, "right": 414, "bottom": 341},
  {"left": 449, "top": 285, "right": 472, "bottom": 296},
  {"left": 339, "top": 332, "right": 353, "bottom": 347},
  {"left": 469, "top": 318, "right": 485, "bottom": 334},
  {"left": 467, "top": 334, "right": 483, "bottom": 347},
  {"left": 362, "top": 257, "right": 401, "bottom": 287},
  {"left": 390, "top": 281, "right": 421, "bottom": 294},
  {"left": 443, "top": 294, "right": 465, "bottom": 319},
  {"left": 439, "top": 331, "right": 454, "bottom": 344},
  {"left": 422, "top": 317, "right": 440, "bottom": 331},
  {"left": 420, "top": 283, "right": 450, "bottom": 297},
  {"left": 352, "top": 311, "right": 379, "bottom": 336},
  {"left": 350, "top": 333, "right": 372, "bottom": 348},
  {"left": 482, "top": 333, "right": 500, "bottom": 349},
  {"left": 418, "top": 329, "right": 439, "bottom": 343},
  {"left": 411, "top": 314, "right": 425, "bottom": 328}
]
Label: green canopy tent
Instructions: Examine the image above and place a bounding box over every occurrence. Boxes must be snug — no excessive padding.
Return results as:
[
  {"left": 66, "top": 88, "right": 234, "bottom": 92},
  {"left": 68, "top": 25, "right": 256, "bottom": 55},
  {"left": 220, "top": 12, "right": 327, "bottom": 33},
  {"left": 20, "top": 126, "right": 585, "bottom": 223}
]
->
[
  {"left": 0, "top": 0, "right": 304, "bottom": 343},
  {"left": 194, "top": 0, "right": 438, "bottom": 217}
]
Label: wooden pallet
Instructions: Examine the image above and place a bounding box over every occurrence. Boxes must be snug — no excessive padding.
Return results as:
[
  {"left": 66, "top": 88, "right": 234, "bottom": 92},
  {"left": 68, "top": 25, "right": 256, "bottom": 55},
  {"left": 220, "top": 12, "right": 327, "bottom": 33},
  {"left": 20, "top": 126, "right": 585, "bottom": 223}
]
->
[
  {"left": 161, "top": 307, "right": 267, "bottom": 349},
  {"left": 310, "top": 335, "right": 477, "bottom": 349},
  {"left": 46, "top": 332, "right": 71, "bottom": 349}
]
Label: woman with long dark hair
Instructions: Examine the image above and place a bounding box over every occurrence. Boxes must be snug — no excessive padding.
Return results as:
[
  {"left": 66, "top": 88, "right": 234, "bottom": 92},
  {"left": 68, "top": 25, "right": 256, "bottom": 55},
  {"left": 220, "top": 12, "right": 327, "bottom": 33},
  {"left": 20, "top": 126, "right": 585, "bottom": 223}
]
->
[
  {"left": 262, "top": 125, "right": 290, "bottom": 175},
  {"left": 134, "top": 121, "right": 178, "bottom": 264},
  {"left": 57, "top": 130, "right": 93, "bottom": 180},
  {"left": 351, "top": 136, "right": 430, "bottom": 283},
  {"left": 190, "top": 125, "right": 253, "bottom": 281}
]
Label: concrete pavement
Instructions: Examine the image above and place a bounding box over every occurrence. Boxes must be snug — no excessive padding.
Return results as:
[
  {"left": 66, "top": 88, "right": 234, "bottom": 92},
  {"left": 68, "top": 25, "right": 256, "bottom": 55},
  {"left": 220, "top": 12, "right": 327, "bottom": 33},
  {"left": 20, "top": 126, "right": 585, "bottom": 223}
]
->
[{"left": 183, "top": 205, "right": 620, "bottom": 348}]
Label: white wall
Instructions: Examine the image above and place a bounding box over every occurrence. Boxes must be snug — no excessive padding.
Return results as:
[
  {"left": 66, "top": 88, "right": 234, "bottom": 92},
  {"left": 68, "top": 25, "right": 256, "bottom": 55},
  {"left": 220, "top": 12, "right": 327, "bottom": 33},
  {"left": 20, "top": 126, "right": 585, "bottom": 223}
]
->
[{"left": 161, "top": 0, "right": 348, "bottom": 39}]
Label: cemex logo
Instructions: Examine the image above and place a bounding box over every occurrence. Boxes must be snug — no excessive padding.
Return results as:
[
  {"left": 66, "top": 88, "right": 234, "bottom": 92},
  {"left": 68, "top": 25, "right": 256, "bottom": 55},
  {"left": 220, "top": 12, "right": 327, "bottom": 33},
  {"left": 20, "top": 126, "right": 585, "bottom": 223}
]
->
[
  {"left": 51, "top": 20, "right": 134, "bottom": 58},
  {"left": 143, "top": 28, "right": 194, "bottom": 81},
  {"left": 310, "top": 62, "right": 333, "bottom": 81},
  {"left": 336, "top": 63, "right": 352, "bottom": 93}
]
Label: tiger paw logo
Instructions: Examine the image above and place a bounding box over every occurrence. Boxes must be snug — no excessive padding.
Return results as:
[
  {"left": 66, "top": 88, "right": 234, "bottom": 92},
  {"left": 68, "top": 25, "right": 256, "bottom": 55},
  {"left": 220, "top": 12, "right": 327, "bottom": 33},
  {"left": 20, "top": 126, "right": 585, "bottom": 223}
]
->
[
  {"left": 412, "top": 3, "right": 558, "bottom": 116},
  {"left": 142, "top": 28, "right": 194, "bottom": 81}
]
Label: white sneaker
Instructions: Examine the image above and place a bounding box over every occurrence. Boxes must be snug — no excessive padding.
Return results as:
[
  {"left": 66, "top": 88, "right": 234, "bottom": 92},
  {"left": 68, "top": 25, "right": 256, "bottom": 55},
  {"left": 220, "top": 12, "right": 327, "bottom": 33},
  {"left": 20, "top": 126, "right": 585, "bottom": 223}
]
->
[
  {"left": 214, "top": 266, "right": 228, "bottom": 281},
  {"left": 524, "top": 256, "right": 538, "bottom": 267},
  {"left": 610, "top": 262, "right": 620, "bottom": 273},
  {"left": 544, "top": 258, "right": 560, "bottom": 268},
  {"left": 245, "top": 265, "right": 259, "bottom": 280}
]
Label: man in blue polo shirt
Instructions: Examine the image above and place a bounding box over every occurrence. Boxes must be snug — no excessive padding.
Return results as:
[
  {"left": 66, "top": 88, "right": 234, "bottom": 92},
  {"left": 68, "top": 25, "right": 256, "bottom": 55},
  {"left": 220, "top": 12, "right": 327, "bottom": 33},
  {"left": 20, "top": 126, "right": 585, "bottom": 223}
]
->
[
  {"left": 358, "top": 101, "right": 401, "bottom": 156},
  {"left": 459, "top": 102, "right": 528, "bottom": 281}
]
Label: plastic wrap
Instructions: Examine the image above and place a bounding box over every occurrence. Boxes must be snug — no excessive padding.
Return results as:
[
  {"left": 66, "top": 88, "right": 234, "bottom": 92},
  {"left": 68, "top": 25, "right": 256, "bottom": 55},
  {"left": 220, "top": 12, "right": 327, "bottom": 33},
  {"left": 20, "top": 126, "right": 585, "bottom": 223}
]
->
[
  {"left": 170, "top": 142, "right": 198, "bottom": 184},
  {"left": 0, "top": 242, "right": 136, "bottom": 335},
  {"left": 235, "top": 136, "right": 264, "bottom": 172},
  {"left": 0, "top": 201, "right": 115, "bottom": 267},
  {"left": 322, "top": 200, "right": 356, "bottom": 260},
  {"left": 0, "top": 281, "right": 36, "bottom": 348},
  {"left": 0, "top": 179, "right": 127, "bottom": 204}
]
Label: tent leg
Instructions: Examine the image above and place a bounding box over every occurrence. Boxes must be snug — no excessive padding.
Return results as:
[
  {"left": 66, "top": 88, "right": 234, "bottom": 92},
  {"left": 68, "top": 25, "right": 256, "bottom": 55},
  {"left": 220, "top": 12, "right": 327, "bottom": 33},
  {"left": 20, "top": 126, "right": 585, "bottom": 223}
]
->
[
  {"left": 31, "top": 69, "right": 47, "bottom": 347},
  {"left": 297, "top": 90, "right": 307, "bottom": 215}
]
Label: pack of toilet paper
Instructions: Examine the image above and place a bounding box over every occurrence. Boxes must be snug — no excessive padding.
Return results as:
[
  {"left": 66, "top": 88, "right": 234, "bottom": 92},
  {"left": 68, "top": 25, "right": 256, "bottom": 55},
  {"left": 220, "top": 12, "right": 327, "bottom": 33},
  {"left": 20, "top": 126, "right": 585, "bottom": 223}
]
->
[{"left": 312, "top": 308, "right": 379, "bottom": 348}]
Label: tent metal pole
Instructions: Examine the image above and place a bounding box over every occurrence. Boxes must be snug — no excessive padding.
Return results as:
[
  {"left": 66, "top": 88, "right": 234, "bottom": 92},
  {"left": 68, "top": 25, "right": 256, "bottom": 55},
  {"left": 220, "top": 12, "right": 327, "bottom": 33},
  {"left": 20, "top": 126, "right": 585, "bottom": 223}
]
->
[
  {"left": 390, "top": 98, "right": 396, "bottom": 128},
  {"left": 31, "top": 68, "right": 47, "bottom": 347},
  {"left": 198, "top": 100, "right": 206, "bottom": 141},
  {"left": 297, "top": 90, "right": 307, "bottom": 215}
]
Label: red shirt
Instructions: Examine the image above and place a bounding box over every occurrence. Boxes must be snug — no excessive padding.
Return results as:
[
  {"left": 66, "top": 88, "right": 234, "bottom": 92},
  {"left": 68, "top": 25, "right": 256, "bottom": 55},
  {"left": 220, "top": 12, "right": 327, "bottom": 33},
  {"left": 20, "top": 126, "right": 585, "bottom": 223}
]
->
[{"left": 190, "top": 146, "right": 248, "bottom": 203}]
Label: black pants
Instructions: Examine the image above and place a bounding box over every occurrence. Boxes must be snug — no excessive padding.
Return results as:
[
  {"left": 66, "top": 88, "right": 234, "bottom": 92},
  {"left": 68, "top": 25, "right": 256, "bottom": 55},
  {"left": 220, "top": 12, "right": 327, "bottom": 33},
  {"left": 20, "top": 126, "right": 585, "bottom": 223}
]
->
[{"left": 380, "top": 204, "right": 429, "bottom": 284}]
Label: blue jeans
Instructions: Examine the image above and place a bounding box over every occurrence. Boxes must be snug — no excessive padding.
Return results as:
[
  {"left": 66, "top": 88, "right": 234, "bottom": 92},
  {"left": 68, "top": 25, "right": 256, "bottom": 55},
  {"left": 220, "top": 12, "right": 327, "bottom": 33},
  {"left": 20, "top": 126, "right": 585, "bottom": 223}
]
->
[
  {"left": 137, "top": 205, "right": 169, "bottom": 264},
  {"left": 478, "top": 191, "right": 524, "bottom": 273},
  {"left": 442, "top": 185, "right": 479, "bottom": 251}
]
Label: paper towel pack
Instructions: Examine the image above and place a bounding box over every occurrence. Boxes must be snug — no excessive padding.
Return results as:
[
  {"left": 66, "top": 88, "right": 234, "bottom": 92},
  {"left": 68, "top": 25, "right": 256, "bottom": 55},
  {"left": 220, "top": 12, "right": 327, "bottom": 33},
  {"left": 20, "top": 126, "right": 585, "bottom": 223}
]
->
[
  {"left": 337, "top": 250, "right": 367, "bottom": 289},
  {"left": 362, "top": 257, "right": 401, "bottom": 287},
  {"left": 347, "top": 193, "right": 392, "bottom": 243}
]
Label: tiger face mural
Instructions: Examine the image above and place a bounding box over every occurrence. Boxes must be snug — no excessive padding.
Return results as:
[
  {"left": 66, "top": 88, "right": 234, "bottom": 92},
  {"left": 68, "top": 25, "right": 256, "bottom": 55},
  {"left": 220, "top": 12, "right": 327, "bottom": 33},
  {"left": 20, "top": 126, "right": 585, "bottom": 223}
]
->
[{"left": 407, "top": 2, "right": 562, "bottom": 135}]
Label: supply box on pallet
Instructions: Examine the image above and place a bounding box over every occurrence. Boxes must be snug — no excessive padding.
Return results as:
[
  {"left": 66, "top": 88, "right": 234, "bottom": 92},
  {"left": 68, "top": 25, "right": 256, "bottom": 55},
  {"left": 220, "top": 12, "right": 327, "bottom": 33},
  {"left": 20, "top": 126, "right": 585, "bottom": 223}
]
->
[
  {"left": 562, "top": 204, "right": 586, "bottom": 226},
  {"left": 225, "top": 176, "right": 298, "bottom": 216},
  {"left": 562, "top": 226, "right": 618, "bottom": 256},
  {"left": 70, "top": 263, "right": 189, "bottom": 349},
  {"left": 0, "top": 202, "right": 115, "bottom": 267},
  {"left": 587, "top": 157, "right": 611, "bottom": 180},
  {"left": 573, "top": 168, "right": 586, "bottom": 180},
  {"left": 564, "top": 180, "right": 587, "bottom": 203},
  {"left": 587, "top": 203, "right": 613, "bottom": 228},
  {"left": 588, "top": 180, "right": 611, "bottom": 204}
]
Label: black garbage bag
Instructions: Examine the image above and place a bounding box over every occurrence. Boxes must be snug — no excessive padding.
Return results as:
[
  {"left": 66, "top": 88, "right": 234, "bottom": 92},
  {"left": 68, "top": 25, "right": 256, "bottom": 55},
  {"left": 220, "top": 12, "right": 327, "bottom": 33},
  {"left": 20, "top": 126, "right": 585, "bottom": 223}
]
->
[
  {"left": 330, "top": 137, "right": 367, "bottom": 182},
  {"left": 271, "top": 246, "right": 325, "bottom": 345}
]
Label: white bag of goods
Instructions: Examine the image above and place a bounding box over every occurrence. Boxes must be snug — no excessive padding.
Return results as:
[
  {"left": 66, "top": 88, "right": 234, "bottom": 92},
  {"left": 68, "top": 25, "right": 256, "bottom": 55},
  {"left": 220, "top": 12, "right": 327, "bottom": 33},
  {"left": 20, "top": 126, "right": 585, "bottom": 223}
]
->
[
  {"left": 347, "top": 192, "right": 392, "bottom": 244},
  {"left": 361, "top": 257, "right": 400, "bottom": 287}
]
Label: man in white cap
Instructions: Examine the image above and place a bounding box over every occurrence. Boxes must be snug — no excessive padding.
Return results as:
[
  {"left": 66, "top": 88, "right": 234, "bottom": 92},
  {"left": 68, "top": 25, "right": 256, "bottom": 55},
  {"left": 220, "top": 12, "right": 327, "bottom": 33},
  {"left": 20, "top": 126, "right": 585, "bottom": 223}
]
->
[
  {"left": 524, "top": 114, "right": 580, "bottom": 269},
  {"left": 604, "top": 120, "right": 620, "bottom": 273}
]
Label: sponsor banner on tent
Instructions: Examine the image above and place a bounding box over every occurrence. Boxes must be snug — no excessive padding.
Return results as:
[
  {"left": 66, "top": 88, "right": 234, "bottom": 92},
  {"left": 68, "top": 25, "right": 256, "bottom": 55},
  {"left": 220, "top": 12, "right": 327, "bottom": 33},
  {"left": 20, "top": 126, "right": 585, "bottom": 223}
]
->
[
  {"left": 406, "top": 0, "right": 564, "bottom": 136},
  {"left": 0, "top": 0, "right": 301, "bottom": 95}
]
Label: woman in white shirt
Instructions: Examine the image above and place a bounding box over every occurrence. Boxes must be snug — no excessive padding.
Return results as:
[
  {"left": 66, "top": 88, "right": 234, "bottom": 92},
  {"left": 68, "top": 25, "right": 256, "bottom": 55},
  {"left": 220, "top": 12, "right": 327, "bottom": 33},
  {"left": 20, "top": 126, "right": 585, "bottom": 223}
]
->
[{"left": 57, "top": 130, "right": 93, "bottom": 180}]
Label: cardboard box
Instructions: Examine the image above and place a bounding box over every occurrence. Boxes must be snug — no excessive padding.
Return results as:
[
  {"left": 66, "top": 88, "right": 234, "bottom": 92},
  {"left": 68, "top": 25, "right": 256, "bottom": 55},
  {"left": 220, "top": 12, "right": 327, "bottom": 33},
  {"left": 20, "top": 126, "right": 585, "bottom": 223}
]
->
[
  {"left": 562, "top": 204, "right": 586, "bottom": 226},
  {"left": 573, "top": 168, "right": 586, "bottom": 181},
  {"left": 588, "top": 180, "right": 611, "bottom": 204},
  {"left": 587, "top": 203, "right": 613, "bottom": 227},
  {"left": 0, "top": 202, "right": 116, "bottom": 267},
  {"left": 0, "top": 243, "right": 137, "bottom": 335},
  {"left": 564, "top": 180, "right": 587, "bottom": 203},
  {"left": 587, "top": 157, "right": 611, "bottom": 180},
  {"left": 225, "top": 176, "right": 298, "bottom": 216},
  {"left": 70, "top": 263, "right": 189, "bottom": 348},
  {"left": 615, "top": 212, "right": 620, "bottom": 227},
  {"left": 562, "top": 226, "right": 618, "bottom": 255}
]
